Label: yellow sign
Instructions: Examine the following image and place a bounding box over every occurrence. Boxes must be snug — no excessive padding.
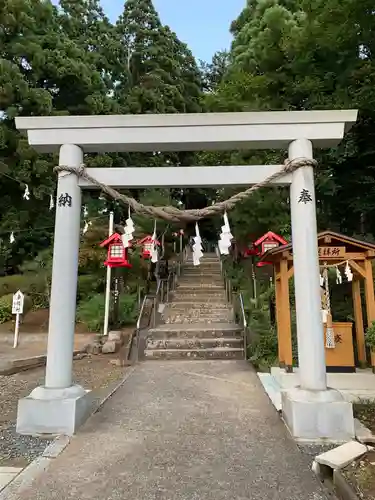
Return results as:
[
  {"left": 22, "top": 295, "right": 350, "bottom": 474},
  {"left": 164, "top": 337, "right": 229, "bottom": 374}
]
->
[{"left": 318, "top": 246, "right": 346, "bottom": 259}]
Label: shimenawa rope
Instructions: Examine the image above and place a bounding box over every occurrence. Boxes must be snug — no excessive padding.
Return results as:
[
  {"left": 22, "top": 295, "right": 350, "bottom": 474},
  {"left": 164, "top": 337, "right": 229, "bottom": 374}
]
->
[{"left": 54, "top": 157, "right": 317, "bottom": 222}]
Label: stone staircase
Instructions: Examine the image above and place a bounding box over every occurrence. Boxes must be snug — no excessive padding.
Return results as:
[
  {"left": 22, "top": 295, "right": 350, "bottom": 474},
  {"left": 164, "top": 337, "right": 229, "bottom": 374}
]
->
[{"left": 144, "top": 253, "right": 244, "bottom": 360}]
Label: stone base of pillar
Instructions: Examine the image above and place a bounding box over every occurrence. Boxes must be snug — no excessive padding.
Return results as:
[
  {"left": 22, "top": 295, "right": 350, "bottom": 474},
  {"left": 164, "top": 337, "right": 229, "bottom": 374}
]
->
[
  {"left": 16, "top": 385, "right": 93, "bottom": 436},
  {"left": 282, "top": 387, "right": 355, "bottom": 443}
]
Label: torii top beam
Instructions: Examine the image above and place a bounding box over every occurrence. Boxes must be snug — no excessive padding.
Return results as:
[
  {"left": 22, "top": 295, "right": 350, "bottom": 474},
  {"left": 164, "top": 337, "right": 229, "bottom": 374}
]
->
[{"left": 15, "top": 110, "right": 358, "bottom": 153}]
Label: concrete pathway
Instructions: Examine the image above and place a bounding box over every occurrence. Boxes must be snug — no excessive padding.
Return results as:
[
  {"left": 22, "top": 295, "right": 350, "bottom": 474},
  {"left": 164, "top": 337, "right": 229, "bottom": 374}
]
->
[{"left": 17, "top": 361, "right": 331, "bottom": 499}]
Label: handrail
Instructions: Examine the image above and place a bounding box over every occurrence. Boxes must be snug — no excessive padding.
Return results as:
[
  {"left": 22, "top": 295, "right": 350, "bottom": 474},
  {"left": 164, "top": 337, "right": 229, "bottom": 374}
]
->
[
  {"left": 218, "top": 248, "right": 249, "bottom": 361},
  {"left": 136, "top": 295, "right": 149, "bottom": 330}
]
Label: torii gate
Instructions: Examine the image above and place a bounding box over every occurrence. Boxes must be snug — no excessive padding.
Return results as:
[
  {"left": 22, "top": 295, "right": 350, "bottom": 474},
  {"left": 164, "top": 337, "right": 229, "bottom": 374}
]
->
[{"left": 16, "top": 110, "right": 358, "bottom": 442}]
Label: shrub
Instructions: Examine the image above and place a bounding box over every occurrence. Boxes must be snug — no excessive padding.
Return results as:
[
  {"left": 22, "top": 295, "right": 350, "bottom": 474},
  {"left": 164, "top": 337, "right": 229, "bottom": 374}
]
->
[
  {"left": 0, "top": 274, "right": 47, "bottom": 297},
  {"left": 76, "top": 293, "right": 138, "bottom": 332},
  {"left": 366, "top": 320, "right": 375, "bottom": 351},
  {"left": 0, "top": 294, "right": 32, "bottom": 324},
  {"left": 77, "top": 274, "right": 106, "bottom": 300},
  {"left": 0, "top": 274, "right": 49, "bottom": 310}
]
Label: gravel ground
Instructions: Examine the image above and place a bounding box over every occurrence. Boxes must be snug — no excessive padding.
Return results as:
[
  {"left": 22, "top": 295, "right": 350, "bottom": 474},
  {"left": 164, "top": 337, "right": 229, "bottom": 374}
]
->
[{"left": 0, "top": 355, "right": 126, "bottom": 467}]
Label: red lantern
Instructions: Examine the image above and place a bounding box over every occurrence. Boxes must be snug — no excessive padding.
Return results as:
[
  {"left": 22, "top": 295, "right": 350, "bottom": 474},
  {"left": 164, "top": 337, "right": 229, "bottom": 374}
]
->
[
  {"left": 254, "top": 231, "right": 288, "bottom": 267},
  {"left": 254, "top": 231, "right": 288, "bottom": 256},
  {"left": 137, "top": 235, "right": 160, "bottom": 259},
  {"left": 100, "top": 233, "right": 132, "bottom": 268}
]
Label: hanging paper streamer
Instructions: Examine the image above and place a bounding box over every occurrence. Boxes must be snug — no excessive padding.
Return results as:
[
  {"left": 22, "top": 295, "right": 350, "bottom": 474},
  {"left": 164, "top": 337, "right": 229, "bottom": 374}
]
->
[
  {"left": 345, "top": 261, "right": 353, "bottom": 282},
  {"left": 10, "top": 232, "right": 15, "bottom": 244},
  {"left": 323, "top": 265, "right": 335, "bottom": 349},
  {"left": 82, "top": 221, "right": 92, "bottom": 235},
  {"left": 325, "top": 318, "right": 336, "bottom": 349},
  {"left": 49, "top": 194, "right": 54, "bottom": 210},
  {"left": 150, "top": 220, "right": 158, "bottom": 264},
  {"left": 23, "top": 184, "right": 30, "bottom": 201},
  {"left": 192, "top": 223, "right": 203, "bottom": 266},
  {"left": 83, "top": 205, "right": 89, "bottom": 218},
  {"left": 336, "top": 266, "right": 342, "bottom": 285},
  {"left": 121, "top": 207, "right": 135, "bottom": 249},
  {"left": 218, "top": 212, "right": 233, "bottom": 255},
  {"left": 320, "top": 274, "right": 324, "bottom": 287}
]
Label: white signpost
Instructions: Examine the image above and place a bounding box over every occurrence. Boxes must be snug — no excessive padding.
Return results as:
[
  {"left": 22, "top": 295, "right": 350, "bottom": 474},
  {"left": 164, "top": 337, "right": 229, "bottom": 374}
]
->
[{"left": 12, "top": 290, "right": 24, "bottom": 348}]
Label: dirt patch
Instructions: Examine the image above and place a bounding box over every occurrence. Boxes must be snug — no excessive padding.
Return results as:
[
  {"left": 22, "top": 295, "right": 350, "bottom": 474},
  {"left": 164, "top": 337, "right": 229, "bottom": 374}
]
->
[
  {"left": 342, "top": 450, "right": 375, "bottom": 499},
  {"left": 339, "top": 401, "right": 375, "bottom": 499},
  {"left": 0, "top": 355, "right": 127, "bottom": 466},
  {"left": 354, "top": 401, "right": 375, "bottom": 435}
]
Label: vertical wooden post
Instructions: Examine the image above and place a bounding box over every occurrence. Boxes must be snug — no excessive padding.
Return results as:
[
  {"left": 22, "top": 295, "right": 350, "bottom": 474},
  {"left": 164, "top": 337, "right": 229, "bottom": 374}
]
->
[
  {"left": 364, "top": 259, "right": 375, "bottom": 325},
  {"left": 274, "top": 264, "right": 284, "bottom": 367},
  {"left": 280, "top": 258, "right": 293, "bottom": 372},
  {"left": 352, "top": 279, "right": 366, "bottom": 367}
]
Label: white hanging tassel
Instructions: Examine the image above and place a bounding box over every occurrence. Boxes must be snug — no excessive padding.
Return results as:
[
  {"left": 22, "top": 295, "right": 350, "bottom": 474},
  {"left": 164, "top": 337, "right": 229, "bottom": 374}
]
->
[
  {"left": 335, "top": 266, "right": 342, "bottom": 285},
  {"left": 320, "top": 274, "right": 324, "bottom": 287},
  {"left": 345, "top": 261, "right": 353, "bottom": 282},
  {"left": 121, "top": 207, "right": 135, "bottom": 249},
  {"left": 218, "top": 211, "right": 233, "bottom": 255},
  {"left": 49, "top": 194, "right": 54, "bottom": 210},
  {"left": 150, "top": 220, "right": 158, "bottom": 264},
  {"left": 10, "top": 232, "right": 15, "bottom": 244},
  {"left": 23, "top": 184, "right": 30, "bottom": 201},
  {"left": 325, "top": 323, "right": 336, "bottom": 349},
  {"left": 82, "top": 221, "right": 92, "bottom": 235},
  {"left": 323, "top": 265, "right": 335, "bottom": 349},
  {"left": 192, "top": 222, "right": 203, "bottom": 266}
]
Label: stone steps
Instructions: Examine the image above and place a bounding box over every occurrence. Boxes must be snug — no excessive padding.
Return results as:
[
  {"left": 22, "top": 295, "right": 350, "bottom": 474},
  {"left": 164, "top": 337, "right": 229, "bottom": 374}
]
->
[
  {"left": 177, "top": 284, "right": 223, "bottom": 290},
  {"left": 172, "top": 294, "right": 227, "bottom": 302},
  {"left": 148, "top": 324, "right": 242, "bottom": 339},
  {"left": 146, "top": 337, "right": 243, "bottom": 350},
  {"left": 167, "top": 302, "right": 232, "bottom": 310},
  {"left": 164, "top": 316, "right": 234, "bottom": 324},
  {"left": 144, "top": 347, "right": 244, "bottom": 360},
  {"left": 143, "top": 256, "right": 244, "bottom": 361}
]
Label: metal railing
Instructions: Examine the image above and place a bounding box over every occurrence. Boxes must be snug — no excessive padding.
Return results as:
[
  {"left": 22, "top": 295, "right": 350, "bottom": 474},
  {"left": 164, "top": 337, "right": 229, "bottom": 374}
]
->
[
  {"left": 219, "top": 252, "right": 249, "bottom": 361},
  {"left": 133, "top": 262, "right": 181, "bottom": 361}
]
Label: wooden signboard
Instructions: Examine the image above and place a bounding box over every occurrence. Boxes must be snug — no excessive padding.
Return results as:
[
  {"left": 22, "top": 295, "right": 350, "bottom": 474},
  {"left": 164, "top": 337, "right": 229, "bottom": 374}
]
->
[{"left": 318, "top": 246, "right": 346, "bottom": 259}]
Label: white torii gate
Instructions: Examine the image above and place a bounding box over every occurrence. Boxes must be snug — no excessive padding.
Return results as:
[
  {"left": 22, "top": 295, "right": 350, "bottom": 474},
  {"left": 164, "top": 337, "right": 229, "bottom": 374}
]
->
[{"left": 16, "top": 110, "right": 358, "bottom": 441}]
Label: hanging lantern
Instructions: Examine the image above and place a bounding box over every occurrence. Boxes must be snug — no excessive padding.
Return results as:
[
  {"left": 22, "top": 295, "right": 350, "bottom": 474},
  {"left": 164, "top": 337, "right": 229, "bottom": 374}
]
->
[
  {"left": 138, "top": 235, "right": 160, "bottom": 259},
  {"left": 254, "top": 231, "right": 288, "bottom": 267},
  {"left": 100, "top": 232, "right": 132, "bottom": 268}
]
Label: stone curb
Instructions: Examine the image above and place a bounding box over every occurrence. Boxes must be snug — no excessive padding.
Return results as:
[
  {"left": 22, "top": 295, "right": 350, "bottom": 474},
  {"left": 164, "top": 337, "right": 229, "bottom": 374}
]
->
[
  {"left": 312, "top": 438, "right": 374, "bottom": 500},
  {"left": 333, "top": 470, "right": 359, "bottom": 500},
  {"left": 0, "top": 350, "right": 83, "bottom": 376},
  {"left": 0, "top": 365, "right": 137, "bottom": 499}
]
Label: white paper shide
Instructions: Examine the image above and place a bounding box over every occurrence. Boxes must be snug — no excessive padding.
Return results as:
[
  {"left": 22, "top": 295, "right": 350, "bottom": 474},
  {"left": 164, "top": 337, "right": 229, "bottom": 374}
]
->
[
  {"left": 218, "top": 212, "right": 233, "bottom": 255},
  {"left": 192, "top": 223, "right": 203, "bottom": 266}
]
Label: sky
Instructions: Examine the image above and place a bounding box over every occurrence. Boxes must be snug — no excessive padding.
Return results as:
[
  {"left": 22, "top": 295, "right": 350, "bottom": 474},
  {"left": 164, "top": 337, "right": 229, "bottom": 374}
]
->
[{"left": 58, "top": 0, "right": 245, "bottom": 62}]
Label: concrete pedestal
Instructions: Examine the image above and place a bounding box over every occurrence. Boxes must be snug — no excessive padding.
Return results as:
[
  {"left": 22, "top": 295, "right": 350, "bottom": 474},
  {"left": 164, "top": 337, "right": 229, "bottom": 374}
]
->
[
  {"left": 16, "top": 385, "right": 93, "bottom": 436},
  {"left": 282, "top": 387, "right": 355, "bottom": 443}
]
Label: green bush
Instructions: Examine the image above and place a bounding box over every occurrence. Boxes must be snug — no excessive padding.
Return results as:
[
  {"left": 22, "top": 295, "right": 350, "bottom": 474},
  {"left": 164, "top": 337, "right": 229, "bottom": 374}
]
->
[
  {"left": 0, "top": 274, "right": 49, "bottom": 310},
  {"left": 76, "top": 293, "right": 138, "bottom": 333},
  {"left": 0, "top": 294, "right": 32, "bottom": 324},
  {"left": 0, "top": 274, "right": 47, "bottom": 297},
  {"left": 77, "top": 274, "right": 106, "bottom": 300}
]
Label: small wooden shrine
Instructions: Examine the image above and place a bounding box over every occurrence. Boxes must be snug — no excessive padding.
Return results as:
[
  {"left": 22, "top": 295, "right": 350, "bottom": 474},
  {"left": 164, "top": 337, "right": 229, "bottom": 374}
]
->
[{"left": 262, "top": 230, "right": 375, "bottom": 372}]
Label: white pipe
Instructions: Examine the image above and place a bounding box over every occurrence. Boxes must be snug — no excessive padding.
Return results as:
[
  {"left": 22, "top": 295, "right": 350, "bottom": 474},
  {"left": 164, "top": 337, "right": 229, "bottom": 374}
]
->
[{"left": 103, "top": 211, "right": 114, "bottom": 336}]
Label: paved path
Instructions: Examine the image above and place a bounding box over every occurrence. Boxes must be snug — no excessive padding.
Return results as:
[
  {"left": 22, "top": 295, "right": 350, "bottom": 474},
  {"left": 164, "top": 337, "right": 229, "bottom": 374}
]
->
[{"left": 18, "top": 361, "right": 331, "bottom": 500}]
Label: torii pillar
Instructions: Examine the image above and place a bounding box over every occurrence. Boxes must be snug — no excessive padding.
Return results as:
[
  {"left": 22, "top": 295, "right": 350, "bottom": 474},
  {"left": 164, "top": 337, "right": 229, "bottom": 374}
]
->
[{"left": 282, "top": 138, "right": 354, "bottom": 441}]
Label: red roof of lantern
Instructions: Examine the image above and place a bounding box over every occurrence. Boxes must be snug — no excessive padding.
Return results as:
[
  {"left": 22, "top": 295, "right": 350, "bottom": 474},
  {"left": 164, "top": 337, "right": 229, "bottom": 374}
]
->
[
  {"left": 137, "top": 235, "right": 161, "bottom": 246},
  {"left": 100, "top": 232, "right": 123, "bottom": 248},
  {"left": 253, "top": 231, "right": 288, "bottom": 248}
]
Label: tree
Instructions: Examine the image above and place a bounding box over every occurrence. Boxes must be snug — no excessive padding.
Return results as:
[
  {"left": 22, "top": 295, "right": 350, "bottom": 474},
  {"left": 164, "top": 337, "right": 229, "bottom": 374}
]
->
[
  {"left": 0, "top": 0, "right": 116, "bottom": 272},
  {"left": 200, "top": 51, "right": 230, "bottom": 92}
]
